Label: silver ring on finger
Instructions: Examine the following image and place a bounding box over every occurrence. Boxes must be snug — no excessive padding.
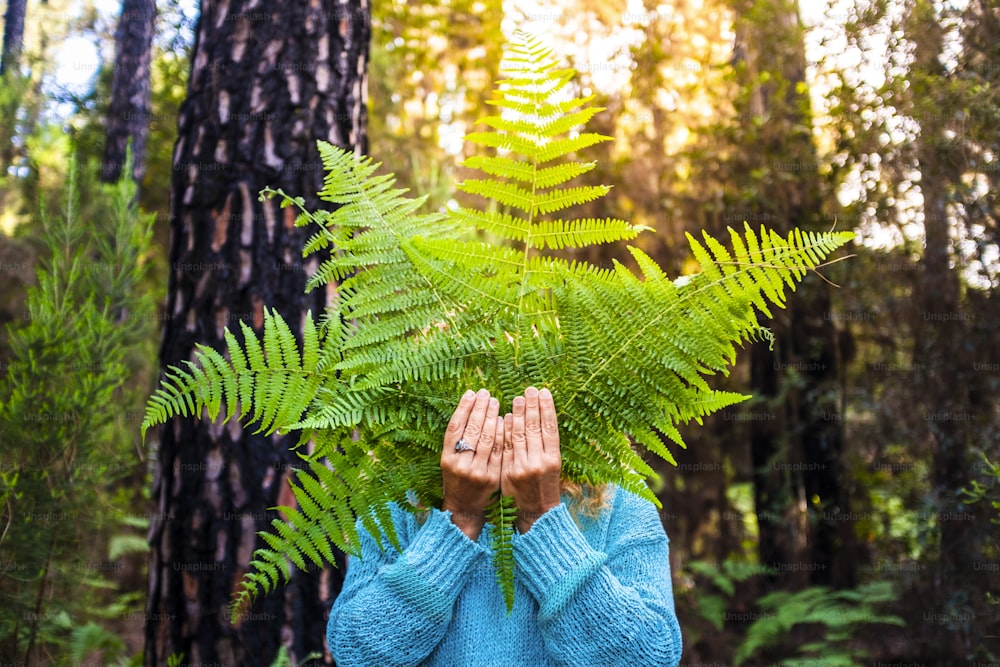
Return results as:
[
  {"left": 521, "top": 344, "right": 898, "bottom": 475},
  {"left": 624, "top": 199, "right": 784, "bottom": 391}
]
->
[{"left": 454, "top": 438, "right": 476, "bottom": 453}]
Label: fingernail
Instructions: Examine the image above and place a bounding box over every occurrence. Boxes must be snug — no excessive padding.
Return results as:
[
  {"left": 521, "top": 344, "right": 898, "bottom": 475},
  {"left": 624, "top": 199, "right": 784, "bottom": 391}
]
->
[
  {"left": 539, "top": 388, "right": 551, "bottom": 398},
  {"left": 489, "top": 397, "right": 499, "bottom": 408},
  {"left": 463, "top": 390, "right": 475, "bottom": 399}
]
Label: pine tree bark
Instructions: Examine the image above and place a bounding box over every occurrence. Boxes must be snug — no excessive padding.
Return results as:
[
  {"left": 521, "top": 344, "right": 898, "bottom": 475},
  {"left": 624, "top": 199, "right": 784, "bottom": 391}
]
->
[
  {"left": 0, "top": 0, "right": 26, "bottom": 76},
  {"left": 730, "top": 0, "right": 854, "bottom": 588},
  {"left": 101, "top": 0, "right": 157, "bottom": 184},
  {"left": 145, "top": 2, "right": 369, "bottom": 665}
]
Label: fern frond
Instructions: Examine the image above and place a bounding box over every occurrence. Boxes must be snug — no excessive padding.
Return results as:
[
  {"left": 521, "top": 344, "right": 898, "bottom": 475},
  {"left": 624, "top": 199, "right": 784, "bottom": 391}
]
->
[
  {"left": 487, "top": 495, "right": 517, "bottom": 613},
  {"left": 530, "top": 218, "right": 646, "bottom": 250},
  {"left": 553, "top": 224, "right": 851, "bottom": 465},
  {"left": 146, "top": 29, "right": 855, "bottom": 620},
  {"left": 229, "top": 447, "right": 397, "bottom": 622},
  {"left": 141, "top": 308, "right": 329, "bottom": 438}
]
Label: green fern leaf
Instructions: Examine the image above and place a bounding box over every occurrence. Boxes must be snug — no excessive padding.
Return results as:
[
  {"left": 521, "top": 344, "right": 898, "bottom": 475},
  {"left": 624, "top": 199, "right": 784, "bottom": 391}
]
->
[
  {"left": 487, "top": 495, "right": 517, "bottom": 613},
  {"left": 145, "top": 28, "right": 854, "bottom": 620}
]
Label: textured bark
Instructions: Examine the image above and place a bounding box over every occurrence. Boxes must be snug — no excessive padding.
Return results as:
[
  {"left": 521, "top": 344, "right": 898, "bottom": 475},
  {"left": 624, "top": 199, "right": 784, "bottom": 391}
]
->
[
  {"left": 730, "top": 0, "right": 852, "bottom": 588},
  {"left": 101, "top": 0, "right": 157, "bottom": 184},
  {"left": 0, "top": 0, "right": 26, "bottom": 76},
  {"left": 145, "top": 2, "right": 369, "bottom": 665}
]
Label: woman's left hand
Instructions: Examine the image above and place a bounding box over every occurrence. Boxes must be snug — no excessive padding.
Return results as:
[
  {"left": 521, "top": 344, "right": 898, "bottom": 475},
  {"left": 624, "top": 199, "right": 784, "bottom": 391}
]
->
[{"left": 501, "top": 386, "right": 563, "bottom": 533}]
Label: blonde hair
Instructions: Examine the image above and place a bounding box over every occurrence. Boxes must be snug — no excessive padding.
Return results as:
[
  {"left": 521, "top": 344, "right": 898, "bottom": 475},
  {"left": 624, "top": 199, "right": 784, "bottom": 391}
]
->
[{"left": 560, "top": 480, "right": 611, "bottom": 521}]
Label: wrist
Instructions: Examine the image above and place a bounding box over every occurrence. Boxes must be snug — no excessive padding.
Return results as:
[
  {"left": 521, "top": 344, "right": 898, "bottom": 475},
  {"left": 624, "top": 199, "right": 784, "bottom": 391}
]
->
[{"left": 441, "top": 503, "right": 486, "bottom": 539}]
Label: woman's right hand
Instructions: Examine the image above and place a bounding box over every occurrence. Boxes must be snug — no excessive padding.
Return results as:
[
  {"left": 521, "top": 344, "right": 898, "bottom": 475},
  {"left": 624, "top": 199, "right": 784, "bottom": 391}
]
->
[{"left": 440, "top": 388, "right": 504, "bottom": 540}]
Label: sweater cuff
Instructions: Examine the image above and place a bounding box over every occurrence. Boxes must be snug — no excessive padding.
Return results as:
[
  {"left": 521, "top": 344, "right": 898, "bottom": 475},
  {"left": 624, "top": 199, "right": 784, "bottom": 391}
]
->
[
  {"left": 512, "top": 504, "right": 607, "bottom": 620},
  {"left": 382, "top": 508, "right": 488, "bottom": 622}
]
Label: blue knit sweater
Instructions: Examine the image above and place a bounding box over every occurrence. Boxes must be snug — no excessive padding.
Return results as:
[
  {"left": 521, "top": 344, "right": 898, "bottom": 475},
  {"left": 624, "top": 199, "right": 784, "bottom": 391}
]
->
[{"left": 327, "top": 485, "right": 683, "bottom": 666}]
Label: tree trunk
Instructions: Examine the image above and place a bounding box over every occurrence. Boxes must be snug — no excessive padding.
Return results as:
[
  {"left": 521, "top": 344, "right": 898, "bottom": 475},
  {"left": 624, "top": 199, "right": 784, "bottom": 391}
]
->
[
  {"left": 0, "top": 0, "right": 28, "bottom": 170},
  {"left": 144, "top": 2, "right": 369, "bottom": 665},
  {"left": 101, "top": 0, "right": 157, "bottom": 184},
  {"left": 730, "top": 0, "right": 853, "bottom": 588},
  {"left": 909, "top": 1, "right": 979, "bottom": 658},
  {"left": 0, "top": 0, "right": 26, "bottom": 76}
]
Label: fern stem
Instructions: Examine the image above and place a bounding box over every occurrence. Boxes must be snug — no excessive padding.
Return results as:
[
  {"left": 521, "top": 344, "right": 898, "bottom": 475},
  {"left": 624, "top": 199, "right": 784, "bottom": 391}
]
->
[{"left": 514, "top": 99, "right": 542, "bottom": 370}]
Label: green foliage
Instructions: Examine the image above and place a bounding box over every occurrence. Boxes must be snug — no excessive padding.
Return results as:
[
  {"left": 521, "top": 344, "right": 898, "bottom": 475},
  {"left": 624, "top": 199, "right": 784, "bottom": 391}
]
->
[
  {"left": 145, "top": 308, "right": 327, "bottom": 437},
  {"left": 0, "top": 71, "right": 30, "bottom": 177},
  {"left": 685, "top": 559, "right": 902, "bottom": 665},
  {"left": 142, "top": 31, "right": 854, "bottom": 617},
  {"left": 268, "top": 646, "right": 323, "bottom": 667},
  {"left": 0, "top": 152, "right": 155, "bottom": 661},
  {"left": 963, "top": 454, "right": 1000, "bottom": 525},
  {"left": 69, "top": 621, "right": 127, "bottom": 665},
  {"left": 369, "top": 0, "right": 504, "bottom": 211},
  {"left": 734, "top": 581, "right": 904, "bottom": 666},
  {"left": 688, "top": 559, "right": 772, "bottom": 631}
]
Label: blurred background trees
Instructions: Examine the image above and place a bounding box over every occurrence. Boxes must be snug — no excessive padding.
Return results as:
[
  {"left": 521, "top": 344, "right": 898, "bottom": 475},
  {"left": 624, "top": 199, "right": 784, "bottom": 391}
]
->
[{"left": 0, "top": 0, "right": 997, "bottom": 664}]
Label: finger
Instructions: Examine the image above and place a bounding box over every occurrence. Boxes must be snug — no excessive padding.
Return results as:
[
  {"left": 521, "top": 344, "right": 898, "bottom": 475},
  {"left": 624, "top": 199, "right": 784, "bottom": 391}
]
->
[
  {"left": 489, "top": 416, "right": 505, "bottom": 484},
  {"left": 523, "top": 386, "right": 543, "bottom": 453},
  {"left": 475, "top": 397, "right": 500, "bottom": 464},
  {"left": 461, "top": 388, "right": 491, "bottom": 448},
  {"left": 444, "top": 390, "right": 477, "bottom": 451},
  {"left": 501, "top": 415, "right": 513, "bottom": 497},
  {"left": 538, "top": 387, "right": 560, "bottom": 454},
  {"left": 491, "top": 416, "right": 504, "bottom": 458},
  {"left": 511, "top": 395, "right": 527, "bottom": 463}
]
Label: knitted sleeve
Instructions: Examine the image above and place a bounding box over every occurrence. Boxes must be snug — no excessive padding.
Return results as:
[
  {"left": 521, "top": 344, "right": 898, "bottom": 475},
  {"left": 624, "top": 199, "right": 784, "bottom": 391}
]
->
[
  {"left": 511, "top": 488, "right": 683, "bottom": 667},
  {"left": 327, "top": 504, "right": 490, "bottom": 667}
]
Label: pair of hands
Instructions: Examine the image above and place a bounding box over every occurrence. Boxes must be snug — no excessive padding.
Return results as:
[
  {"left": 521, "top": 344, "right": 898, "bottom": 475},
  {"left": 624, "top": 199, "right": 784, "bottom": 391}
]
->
[{"left": 440, "top": 387, "right": 562, "bottom": 539}]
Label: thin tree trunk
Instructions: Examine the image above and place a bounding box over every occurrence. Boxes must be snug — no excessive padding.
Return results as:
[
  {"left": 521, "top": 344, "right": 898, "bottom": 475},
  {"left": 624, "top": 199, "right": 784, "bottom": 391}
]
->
[
  {"left": 101, "top": 0, "right": 157, "bottom": 184},
  {"left": 23, "top": 531, "right": 57, "bottom": 666},
  {"left": 0, "top": 0, "right": 28, "bottom": 170},
  {"left": 909, "top": 1, "right": 978, "bottom": 657},
  {"left": 730, "top": 0, "right": 853, "bottom": 588},
  {"left": 144, "top": 2, "right": 369, "bottom": 664},
  {"left": 0, "top": 0, "right": 27, "bottom": 76}
]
